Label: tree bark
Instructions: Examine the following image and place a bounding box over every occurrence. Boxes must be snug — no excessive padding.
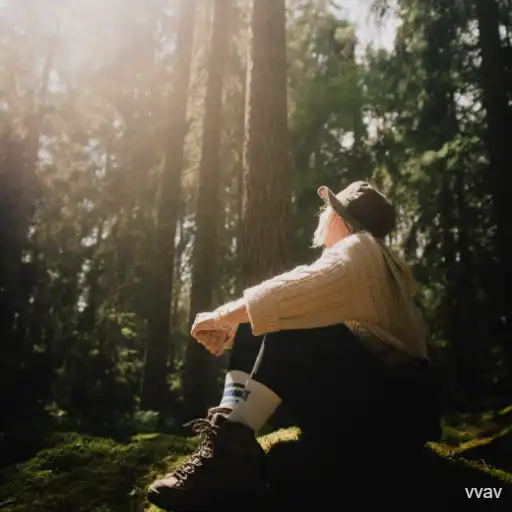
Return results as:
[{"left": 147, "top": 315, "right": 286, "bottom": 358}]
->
[
  {"left": 182, "top": 0, "right": 231, "bottom": 419},
  {"left": 243, "top": 0, "right": 293, "bottom": 287},
  {"left": 475, "top": 0, "right": 512, "bottom": 346},
  {"left": 421, "top": 4, "right": 475, "bottom": 396},
  {"left": 235, "top": 62, "right": 247, "bottom": 296},
  {"left": 140, "top": 0, "right": 196, "bottom": 412}
]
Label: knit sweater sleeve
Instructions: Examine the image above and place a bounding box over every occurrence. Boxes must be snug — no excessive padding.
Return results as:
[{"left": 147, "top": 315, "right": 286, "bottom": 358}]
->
[{"left": 243, "top": 241, "right": 355, "bottom": 335}]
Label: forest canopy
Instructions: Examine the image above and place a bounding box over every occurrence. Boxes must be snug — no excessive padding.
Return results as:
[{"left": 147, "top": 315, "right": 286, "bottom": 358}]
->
[{"left": 1, "top": 0, "right": 512, "bottom": 465}]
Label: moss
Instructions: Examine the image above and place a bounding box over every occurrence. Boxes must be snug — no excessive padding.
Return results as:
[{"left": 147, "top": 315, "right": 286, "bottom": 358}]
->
[
  {"left": 0, "top": 433, "right": 197, "bottom": 512},
  {"left": 0, "top": 419, "right": 511, "bottom": 511},
  {"left": 443, "top": 403, "right": 512, "bottom": 443}
]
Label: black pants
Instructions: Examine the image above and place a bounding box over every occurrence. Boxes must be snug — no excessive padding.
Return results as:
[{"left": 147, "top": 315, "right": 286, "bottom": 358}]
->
[
  {"left": 228, "top": 323, "right": 442, "bottom": 507},
  {"left": 229, "top": 322, "right": 440, "bottom": 445}
]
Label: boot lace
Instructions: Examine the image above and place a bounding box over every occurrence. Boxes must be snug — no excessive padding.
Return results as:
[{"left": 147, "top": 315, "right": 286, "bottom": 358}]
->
[{"left": 165, "top": 414, "right": 222, "bottom": 484}]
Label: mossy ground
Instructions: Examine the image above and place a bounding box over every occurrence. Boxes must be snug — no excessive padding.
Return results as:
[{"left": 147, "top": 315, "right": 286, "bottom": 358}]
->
[{"left": 1, "top": 408, "right": 511, "bottom": 511}]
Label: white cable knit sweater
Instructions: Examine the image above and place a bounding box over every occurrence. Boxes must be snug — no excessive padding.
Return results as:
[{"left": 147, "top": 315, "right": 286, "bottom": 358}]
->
[{"left": 243, "top": 233, "right": 428, "bottom": 360}]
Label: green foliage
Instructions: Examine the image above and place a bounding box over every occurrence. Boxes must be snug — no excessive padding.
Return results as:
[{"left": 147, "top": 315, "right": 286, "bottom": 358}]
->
[
  {"left": 287, "top": 4, "right": 369, "bottom": 261},
  {"left": 1, "top": 0, "right": 512, "bottom": 456},
  {"left": 362, "top": 0, "right": 512, "bottom": 404}
]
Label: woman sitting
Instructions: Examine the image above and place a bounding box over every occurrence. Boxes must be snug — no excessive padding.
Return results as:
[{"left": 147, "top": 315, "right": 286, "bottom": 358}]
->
[{"left": 148, "top": 181, "right": 440, "bottom": 511}]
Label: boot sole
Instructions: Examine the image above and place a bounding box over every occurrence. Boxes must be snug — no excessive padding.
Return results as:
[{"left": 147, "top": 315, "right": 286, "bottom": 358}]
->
[{"left": 148, "top": 486, "right": 267, "bottom": 512}]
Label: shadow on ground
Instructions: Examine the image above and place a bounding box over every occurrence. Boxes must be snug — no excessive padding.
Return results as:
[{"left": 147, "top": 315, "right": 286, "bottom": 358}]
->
[{"left": 260, "top": 436, "right": 512, "bottom": 509}]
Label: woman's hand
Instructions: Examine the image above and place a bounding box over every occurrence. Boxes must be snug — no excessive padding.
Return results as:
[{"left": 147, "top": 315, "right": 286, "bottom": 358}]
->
[
  {"left": 191, "top": 300, "right": 248, "bottom": 356},
  {"left": 191, "top": 311, "right": 233, "bottom": 338},
  {"left": 191, "top": 299, "right": 249, "bottom": 339},
  {"left": 194, "top": 330, "right": 229, "bottom": 356},
  {"left": 193, "top": 321, "right": 238, "bottom": 357},
  {"left": 191, "top": 311, "right": 235, "bottom": 357}
]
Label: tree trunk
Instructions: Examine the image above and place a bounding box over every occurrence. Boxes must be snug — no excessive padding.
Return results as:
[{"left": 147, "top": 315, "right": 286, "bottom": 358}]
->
[
  {"left": 243, "top": 0, "right": 293, "bottom": 287},
  {"left": 455, "top": 167, "right": 477, "bottom": 358},
  {"left": 182, "top": 0, "right": 232, "bottom": 420},
  {"left": 169, "top": 212, "right": 187, "bottom": 375},
  {"left": 421, "top": 5, "right": 476, "bottom": 397},
  {"left": 140, "top": 0, "right": 196, "bottom": 412},
  {"left": 235, "top": 63, "right": 247, "bottom": 296},
  {"left": 475, "top": 0, "right": 512, "bottom": 348}
]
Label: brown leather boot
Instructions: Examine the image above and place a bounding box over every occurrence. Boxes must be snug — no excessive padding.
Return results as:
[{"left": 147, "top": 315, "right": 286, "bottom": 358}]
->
[{"left": 147, "top": 407, "right": 266, "bottom": 511}]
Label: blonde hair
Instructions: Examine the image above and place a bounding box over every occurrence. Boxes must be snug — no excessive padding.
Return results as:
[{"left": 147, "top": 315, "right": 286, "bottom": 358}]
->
[{"left": 312, "top": 205, "right": 336, "bottom": 248}]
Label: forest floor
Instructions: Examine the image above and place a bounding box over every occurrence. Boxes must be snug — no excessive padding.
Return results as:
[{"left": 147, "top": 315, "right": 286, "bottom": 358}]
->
[{"left": 1, "top": 405, "right": 511, "bottom": 511}]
